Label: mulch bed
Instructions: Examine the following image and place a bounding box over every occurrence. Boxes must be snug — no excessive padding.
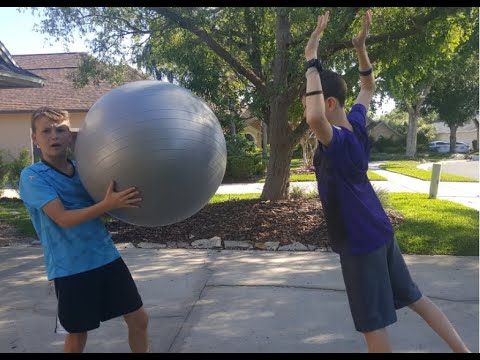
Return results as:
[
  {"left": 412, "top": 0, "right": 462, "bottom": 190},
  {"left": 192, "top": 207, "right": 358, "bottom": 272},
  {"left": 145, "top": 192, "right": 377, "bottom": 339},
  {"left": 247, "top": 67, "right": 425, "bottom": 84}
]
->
[{"left": 1, "top": 197, "right": 404, "bottom": 249}]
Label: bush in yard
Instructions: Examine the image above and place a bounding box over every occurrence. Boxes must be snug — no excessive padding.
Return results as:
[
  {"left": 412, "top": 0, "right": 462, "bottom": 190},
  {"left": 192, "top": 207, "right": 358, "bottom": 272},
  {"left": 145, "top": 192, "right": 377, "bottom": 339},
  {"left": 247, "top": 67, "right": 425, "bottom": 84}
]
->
[
  {"left": 224, "top": 133, "right": 266, "bottom": 181},
  {"left": 7, "top": 148, "right": 31, "bottom": 190},
  {"left": 228, "top": 156, "right": 256, "bottom": 180},
  {"left": 370, "top": 136, "right": 405, "bottom": 153},
  {"left": 292, "top": 143, "right": 302, "bottom": 158},
  {"left": 0, "top": 149, "right": 10, "bottom": 188},
  {"left": 373, "top": 186, "right": 391, "bottom": 210}
]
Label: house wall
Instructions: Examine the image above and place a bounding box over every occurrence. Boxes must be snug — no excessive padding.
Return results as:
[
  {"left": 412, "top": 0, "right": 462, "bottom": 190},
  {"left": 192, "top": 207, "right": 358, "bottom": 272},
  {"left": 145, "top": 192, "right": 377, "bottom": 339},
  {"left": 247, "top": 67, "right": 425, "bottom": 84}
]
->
[
  {"left": 369, "top": 124, "right": 401, "bottom": 142},
  {"left": 244, "top": 124, "right": 262, "bottom": 148},
  {"left": 0, "top": 111, "right": 87, "bottom": 162},
  {"left": 435, "top": 130, "right": 478, "bottom": 148},
  {"left": 0, "top": 113, "right": 32, "bottom": 162}
]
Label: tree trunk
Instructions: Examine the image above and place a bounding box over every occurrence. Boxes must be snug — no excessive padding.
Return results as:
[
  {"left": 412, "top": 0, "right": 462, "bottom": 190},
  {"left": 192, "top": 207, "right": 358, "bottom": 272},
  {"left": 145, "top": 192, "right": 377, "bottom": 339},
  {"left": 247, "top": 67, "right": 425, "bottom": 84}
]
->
[
  {"left": 405, "top": 108, "right": 420, "bottom": 157},
  {"left": 230, "top": 119, "right": 236, "bottom": 136},
  {"left": 300, "top": 130, "right": 316, "bottom": 170},
  {"left": 449, "top": 124, "right": 458, "bottom": 153},
  {"left": 261, "top": 99, "right": 293, "bottom": 200},
  {"left": 260, "top": 9, "right": 293, "bottom": 200},
  {"left": 405, "top": 84, "right": 432, "bottom": 157},
  {"left": 474, "top": 117, "right": 479, "bottom": 151},
  {"left": 262, "top": 120, "right": 268, "bottom": 159}
]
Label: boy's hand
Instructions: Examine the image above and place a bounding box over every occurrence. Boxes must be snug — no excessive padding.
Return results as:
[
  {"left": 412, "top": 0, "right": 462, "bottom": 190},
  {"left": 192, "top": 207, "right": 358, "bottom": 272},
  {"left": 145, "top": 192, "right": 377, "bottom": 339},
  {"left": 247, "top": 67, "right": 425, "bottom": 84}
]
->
[
  {"left": 305, "top": 11, "right": 330, "bottom": 61},
  {"left": 103, "top": 180, "right": 142, "bottom": 210},
  {"left": 352, "top": 10, "right": 372, "bottom": 49}
]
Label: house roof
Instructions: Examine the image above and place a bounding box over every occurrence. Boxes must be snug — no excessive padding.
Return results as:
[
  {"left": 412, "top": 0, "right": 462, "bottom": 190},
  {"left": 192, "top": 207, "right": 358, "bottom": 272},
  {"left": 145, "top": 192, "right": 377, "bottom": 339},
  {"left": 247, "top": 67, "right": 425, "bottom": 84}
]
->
[
  {"left": 0, "top": 41, "right": 45, "bottom": 89},
  {"left": 366, "top": 120, "right": 402, "bottom": 136},
  {"left": 0, "top": 52, "right": 145, "bottom": 113},
  {"left": 431, "top": 120, "right": 477, "bottom": 133}
]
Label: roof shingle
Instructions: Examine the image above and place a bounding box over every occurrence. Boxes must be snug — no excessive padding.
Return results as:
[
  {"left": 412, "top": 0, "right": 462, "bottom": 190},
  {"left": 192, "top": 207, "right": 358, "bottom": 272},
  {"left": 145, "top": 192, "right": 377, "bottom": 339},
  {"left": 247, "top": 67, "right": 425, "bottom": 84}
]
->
[{"left": 0, "top": 52, "right": 144, "bottom": 113}]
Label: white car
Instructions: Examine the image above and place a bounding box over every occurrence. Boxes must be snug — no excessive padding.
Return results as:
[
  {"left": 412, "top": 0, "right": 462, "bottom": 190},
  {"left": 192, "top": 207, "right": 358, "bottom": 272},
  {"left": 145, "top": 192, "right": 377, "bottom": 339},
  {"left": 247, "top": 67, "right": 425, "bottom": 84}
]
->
[
  {"left": 429, "top": 141, "right": 450, "bottom": 153},
  {"left": 455, "top": 141, "right": 470, "bottom": 153},
  {"left": 428, "top": 141, "right": 470, "bottom": 153}
]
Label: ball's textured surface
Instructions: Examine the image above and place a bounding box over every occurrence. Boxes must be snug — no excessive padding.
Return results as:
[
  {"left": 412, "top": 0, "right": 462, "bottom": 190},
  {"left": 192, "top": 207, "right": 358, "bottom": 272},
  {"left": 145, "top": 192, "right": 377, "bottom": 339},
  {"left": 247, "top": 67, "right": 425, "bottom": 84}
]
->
[{"left": 74, "top": 80, "right": 227, "bottom": 227}]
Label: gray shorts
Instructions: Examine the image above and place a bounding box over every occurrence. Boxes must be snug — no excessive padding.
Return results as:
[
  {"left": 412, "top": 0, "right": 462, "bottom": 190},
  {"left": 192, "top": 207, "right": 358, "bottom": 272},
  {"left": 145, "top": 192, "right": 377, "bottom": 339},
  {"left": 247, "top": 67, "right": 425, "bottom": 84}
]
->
[{"left": 339, "top": 237, "right": 423, "bottom": 333}]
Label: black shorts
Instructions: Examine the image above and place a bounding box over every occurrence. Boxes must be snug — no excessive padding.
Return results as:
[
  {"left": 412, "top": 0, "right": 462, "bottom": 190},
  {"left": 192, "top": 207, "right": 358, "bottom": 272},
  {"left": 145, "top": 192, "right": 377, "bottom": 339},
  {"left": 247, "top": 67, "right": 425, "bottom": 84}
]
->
[
  {"left": 339, "top": 237, "right": 423, "bottom": 333},
  {"left": 54, "top": 257, "right": 143, "bottom": 334}
]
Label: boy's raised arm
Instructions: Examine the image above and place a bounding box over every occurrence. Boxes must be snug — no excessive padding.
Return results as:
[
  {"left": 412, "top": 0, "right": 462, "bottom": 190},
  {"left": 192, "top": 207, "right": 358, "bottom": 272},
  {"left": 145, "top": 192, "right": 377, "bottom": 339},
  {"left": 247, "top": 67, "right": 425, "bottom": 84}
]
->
[
  {"left": 304, "top": 11, "right": 333, "bottom": 146},
  {"left": 353, "top": 10, "right": 376, "bottom": 109}
]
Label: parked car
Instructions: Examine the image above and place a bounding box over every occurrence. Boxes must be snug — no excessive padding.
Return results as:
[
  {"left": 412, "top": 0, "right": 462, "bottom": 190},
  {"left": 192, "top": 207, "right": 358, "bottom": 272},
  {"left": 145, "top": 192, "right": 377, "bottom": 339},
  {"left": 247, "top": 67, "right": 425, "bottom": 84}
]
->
[
  {"left": 455, "top": 141, "right": 470, "bottom": 153},
  {"left": 428, "top": 140, "right": 470, "bottom": 153},
  {"left": 429, "top": 141, "right": 450, "bottom": 153}
]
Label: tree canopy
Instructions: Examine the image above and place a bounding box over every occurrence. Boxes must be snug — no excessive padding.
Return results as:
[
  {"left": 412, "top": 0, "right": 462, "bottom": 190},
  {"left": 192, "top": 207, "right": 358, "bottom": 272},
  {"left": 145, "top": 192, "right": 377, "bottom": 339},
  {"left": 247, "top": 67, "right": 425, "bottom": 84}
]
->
[{"left": 25, "top": 6, "right": 479, "bottom": 197}]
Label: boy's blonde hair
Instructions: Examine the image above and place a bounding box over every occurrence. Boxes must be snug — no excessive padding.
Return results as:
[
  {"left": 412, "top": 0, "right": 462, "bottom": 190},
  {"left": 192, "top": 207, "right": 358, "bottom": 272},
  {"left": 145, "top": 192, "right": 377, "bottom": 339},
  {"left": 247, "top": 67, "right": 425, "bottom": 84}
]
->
[{"left": 31, "top": 107, "right": 70, "bottom": 132}]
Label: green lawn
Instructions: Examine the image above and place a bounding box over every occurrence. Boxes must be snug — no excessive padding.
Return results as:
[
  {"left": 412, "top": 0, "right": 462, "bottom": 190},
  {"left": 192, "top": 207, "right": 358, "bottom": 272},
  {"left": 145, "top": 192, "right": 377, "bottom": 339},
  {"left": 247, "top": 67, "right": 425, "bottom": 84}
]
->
[
  {"left": 208, "top": 193, "right": 260, "bottom": 203},
  {"left": 1, "top": 192, "right": 477, "bottom": 256},
  {"left": 258, "top": 158, "right": 387, "bottom": 182},
  {"left": 261, "top": 171, "right": 386, "bottom": 182},
  {"left": 0, "top": 201, "right": 37, "bottom": 237},
  {"left": 389, "top": 193, "right": 479, "bottom": 256},
  {"left": 379, "top": 161, "right": 477, "bottom": 182},
  {"left": 369, "top": 152, "right": 453, "bottom": 162}
]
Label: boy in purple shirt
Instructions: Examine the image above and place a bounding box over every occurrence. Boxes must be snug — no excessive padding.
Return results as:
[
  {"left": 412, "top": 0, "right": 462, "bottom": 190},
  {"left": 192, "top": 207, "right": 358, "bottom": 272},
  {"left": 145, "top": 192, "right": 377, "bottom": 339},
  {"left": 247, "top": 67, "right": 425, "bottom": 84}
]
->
[{"left": 303, "top": 10, "right": 470, "bottom": 352}]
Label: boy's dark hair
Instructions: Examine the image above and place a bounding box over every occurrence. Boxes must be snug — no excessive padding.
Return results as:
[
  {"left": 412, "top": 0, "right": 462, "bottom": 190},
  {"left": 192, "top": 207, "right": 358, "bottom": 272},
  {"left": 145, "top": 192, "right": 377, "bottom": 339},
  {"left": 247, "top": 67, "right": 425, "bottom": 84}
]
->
[
  {"left": 31, "top": 107, "right": 70, "bottom": 132},
  {"left": 301, "top": 69, "right": 347, "bottom": 108}
]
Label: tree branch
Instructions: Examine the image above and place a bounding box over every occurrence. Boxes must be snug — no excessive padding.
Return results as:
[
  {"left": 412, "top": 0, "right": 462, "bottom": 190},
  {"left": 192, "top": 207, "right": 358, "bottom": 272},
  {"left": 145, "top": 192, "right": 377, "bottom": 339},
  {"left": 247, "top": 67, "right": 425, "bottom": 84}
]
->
[
  {"left": 244, "top": 7, "right": 263, "bottom": 76},
  {"left": 290, "top": 7, "right": 361, "bottom": 48},
  {"left": 148, "top": 7, "right": 267, "bottom": 94},
  {"left": 325, "top": 7, "right": 466, "bottom": 56},
  {"left": 292, "top": 118, "right": 310, "bottom": 145}
]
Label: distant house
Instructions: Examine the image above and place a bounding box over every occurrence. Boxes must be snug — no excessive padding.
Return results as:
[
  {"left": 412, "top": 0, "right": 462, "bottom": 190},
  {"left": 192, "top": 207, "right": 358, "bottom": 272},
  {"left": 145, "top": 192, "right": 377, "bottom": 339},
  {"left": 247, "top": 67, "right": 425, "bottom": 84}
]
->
[
  {"left": 239, "top": 108, "right": 263, "bottom": 148},
  {"left": 431, "top": 120, "right": 478, "bottom": 148},
  {"left": 238, "top": 108, "right": 403, "bottom": 149},
  {"left": 0, "top": 52, "right": 145, "bottom": 163},
  {"left": 0, "top": 41, "right": 45, "bottom": 89},
  {"left": 366, "top": 118, "right": 402, "bottom": 142}
]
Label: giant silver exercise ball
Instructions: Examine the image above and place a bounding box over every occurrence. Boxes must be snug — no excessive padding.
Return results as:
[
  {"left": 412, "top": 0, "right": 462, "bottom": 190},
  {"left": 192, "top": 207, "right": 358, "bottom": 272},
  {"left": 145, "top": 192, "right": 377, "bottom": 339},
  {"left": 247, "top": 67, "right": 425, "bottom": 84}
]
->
[{"left": 74, "top": 80, "right": 227, "bottom": 227}]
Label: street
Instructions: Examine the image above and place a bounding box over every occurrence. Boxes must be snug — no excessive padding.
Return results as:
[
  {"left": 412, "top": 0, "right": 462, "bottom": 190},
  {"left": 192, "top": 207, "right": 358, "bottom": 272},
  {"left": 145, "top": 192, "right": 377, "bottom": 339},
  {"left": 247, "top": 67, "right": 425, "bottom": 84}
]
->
[{"left": 439, "top": 160, "right": 479, "bottom": 181}]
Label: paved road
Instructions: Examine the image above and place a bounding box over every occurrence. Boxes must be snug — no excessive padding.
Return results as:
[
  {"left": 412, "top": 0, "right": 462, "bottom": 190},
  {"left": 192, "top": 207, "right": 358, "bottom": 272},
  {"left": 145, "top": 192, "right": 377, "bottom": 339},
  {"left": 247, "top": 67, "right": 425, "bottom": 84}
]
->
[
  {"left": 437, "top": 160, "right": 479, "bottom": 181},
  {"left": 416, "top": 159, "right": 478, "bottom": 180}
]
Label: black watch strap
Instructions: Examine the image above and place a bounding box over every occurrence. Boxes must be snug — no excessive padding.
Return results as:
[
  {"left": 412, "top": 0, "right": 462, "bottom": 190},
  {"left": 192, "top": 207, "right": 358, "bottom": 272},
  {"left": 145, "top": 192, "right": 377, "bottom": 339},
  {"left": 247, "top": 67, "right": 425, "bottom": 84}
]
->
[{"left": 305, "top": 58, "right": 323, "bottom": 73}]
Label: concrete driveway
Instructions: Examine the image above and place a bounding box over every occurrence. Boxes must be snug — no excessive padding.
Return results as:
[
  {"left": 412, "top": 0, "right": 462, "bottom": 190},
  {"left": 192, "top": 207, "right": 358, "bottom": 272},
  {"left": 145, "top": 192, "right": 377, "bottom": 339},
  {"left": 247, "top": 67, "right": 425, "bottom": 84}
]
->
[{"left": 0, "top": 246, "right": 477, "bottom": 353}]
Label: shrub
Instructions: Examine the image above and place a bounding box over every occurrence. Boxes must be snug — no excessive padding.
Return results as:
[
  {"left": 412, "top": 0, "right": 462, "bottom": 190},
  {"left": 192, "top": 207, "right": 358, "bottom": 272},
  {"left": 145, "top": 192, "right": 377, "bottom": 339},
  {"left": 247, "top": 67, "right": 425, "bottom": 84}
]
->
[
  {"left": 373, "top": 185, "right": 391, "bottom": 210},
  {"left": 289, "top": 185, "right": 319, "bottom": 199},
  {"left": 229, "top": 156, "right": 256, "bottom": 180},
  {"left": 225, "top": 133, "right": 256, "bottom": 157},
  {"left": 371, "top": 136, "right": 404, "bottom": 153},
  {"left": 224, "top": 133, "right": 267, "bottom": 181},
  {"left": 292, "top": 143, "right": 303, "bottom": 158},
  {"left": 0, "top": 149, "right": 9, "bottom": 188},
  {"left": 289, "top": 185, "right": 306, "bottom": 200},
  {"left": 7, "top": 148, "right": 31, "bottom": 190}
]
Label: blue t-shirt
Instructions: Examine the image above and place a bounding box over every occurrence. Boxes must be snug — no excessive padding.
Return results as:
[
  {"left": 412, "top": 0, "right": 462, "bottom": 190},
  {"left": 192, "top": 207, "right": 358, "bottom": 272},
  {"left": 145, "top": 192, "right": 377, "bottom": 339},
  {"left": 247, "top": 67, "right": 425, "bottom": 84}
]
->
[
  {"left": 19, "top": 160, "right": 120, "bottom": 280},
  {"left": 313, "top": 103, "right": 394, "bottom": 256}
]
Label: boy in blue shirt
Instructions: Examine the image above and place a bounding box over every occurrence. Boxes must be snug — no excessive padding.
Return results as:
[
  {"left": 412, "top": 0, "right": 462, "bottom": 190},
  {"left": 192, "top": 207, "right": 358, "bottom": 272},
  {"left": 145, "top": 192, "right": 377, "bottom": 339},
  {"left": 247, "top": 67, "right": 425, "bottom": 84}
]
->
[
  {"left": 19, "top": 107, "right": 148, "bottom": 352},
  {"left": 303, "top": 10, "right": 470, "bottom": 352}
]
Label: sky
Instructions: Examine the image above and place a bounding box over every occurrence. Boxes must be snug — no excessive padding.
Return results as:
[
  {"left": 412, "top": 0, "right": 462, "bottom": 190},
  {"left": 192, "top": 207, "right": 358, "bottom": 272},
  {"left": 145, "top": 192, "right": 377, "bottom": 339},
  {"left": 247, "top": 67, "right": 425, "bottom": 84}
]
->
[{"left": 0, "top": 7, "right": 396, "bottom": 115}]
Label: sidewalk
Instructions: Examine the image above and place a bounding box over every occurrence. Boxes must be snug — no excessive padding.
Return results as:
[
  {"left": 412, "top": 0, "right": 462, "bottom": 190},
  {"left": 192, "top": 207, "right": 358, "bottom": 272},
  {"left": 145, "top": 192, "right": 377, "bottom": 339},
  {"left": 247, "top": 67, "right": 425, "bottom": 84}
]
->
[
  {"left": 3, "top": 169, "right": 479, "bottom": 210},
  {"left": 0, "top": 246, "right": 477, "bottom": 353},
  {"left": 217, "top": 165, "right": 480, "bottom": 211}
]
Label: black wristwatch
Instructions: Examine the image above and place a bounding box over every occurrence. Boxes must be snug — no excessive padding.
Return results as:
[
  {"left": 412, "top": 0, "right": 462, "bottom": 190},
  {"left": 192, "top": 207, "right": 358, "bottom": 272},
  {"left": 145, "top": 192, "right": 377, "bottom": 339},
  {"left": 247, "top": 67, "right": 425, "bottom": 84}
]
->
[{"left": 304, "top": 58, "right": 323, "bottom": 73}]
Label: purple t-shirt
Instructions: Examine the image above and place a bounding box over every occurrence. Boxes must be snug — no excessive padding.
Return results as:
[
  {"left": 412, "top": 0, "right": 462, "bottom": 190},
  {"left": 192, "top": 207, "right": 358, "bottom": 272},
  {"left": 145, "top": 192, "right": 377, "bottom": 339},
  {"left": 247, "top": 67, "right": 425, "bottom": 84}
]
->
[{"left": 313, "top": 103, "right": 394, "bottom": 256}]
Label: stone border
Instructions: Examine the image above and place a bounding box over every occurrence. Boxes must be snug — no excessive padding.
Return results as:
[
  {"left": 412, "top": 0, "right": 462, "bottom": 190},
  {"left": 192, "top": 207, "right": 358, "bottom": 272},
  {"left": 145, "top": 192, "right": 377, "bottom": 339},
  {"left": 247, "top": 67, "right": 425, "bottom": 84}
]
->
[
  {"left": 121, "top": 236, "right": 332, "bottom": 252},
  {"left": 2, "top": 236, "right": 332, "bottom": 253}
]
